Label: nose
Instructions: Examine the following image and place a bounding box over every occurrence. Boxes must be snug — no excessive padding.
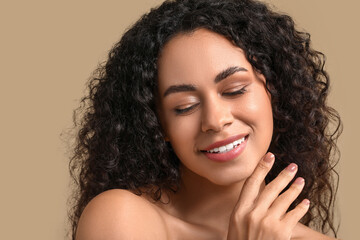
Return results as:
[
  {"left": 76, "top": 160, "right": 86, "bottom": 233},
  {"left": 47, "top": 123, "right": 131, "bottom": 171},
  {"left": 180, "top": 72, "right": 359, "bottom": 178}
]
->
[{"left": 201, "top": 96, "right": 234, "bottom": 133}]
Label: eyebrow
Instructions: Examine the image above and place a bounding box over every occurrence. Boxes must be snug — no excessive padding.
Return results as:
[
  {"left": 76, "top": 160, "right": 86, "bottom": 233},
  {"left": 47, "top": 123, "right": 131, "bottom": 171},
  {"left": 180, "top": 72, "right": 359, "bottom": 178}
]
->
[
  {"left": 214, "top": 66, "right": 248, "bottom": 83},
  {"left": 163, "top": 66, "right": 248, "bottom": 97}
]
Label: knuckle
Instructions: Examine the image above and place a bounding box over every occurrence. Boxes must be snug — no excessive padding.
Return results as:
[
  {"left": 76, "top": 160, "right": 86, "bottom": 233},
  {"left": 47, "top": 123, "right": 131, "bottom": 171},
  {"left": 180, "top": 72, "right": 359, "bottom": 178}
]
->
[
  {"left": 265, "top": 182, "right": 277, "bottom": 192},
  {"left": 258, "top": 161, "right": 270, "bottom": 170},
  {"left": 297, "top": 201, "right": 310, "bottom": 211},
  {"left": 279, "top": 169, "right": 293, "bottom": 178},
  {"left": 264, "top": 182, "right": 283, "bottom": 195},
  {"left": 290, "top": 182, "right": 304, "bottom": 193},
  {"left": 231, "top": 207, "right": 247, "bottom": 223},
  {"left": 273, "top": 171, "right": 295, "bottom": 187},
  {"left": 246, "top": 175, "right": 259, "bottom": 186},
  {"left": 247, "top": 211, "right": 259, "bottom": 226},
  {"left": 260, "top": 216, "right": 272, "bottom": 229},
  {"left": 230, "top": 211, "right": 241, "bottom": 225},
  {"left": 288, "top": 203, "right": 309, "bottom": 220},
  {"left": 285, "top": 186, "right": 300, "bottom": 198},
  {"left": 260, "top": 218, "right": 286, "bottom": 238}
]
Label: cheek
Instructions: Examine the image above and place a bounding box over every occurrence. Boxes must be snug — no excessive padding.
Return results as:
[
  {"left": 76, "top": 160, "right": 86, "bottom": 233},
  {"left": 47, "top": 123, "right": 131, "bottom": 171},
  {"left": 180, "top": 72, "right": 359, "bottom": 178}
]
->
[
  {"left": 253, "top": 94, "right": 273, "bottom": 150},
  {"left": 163, "top": 113, "right": 199, "bottom": 153},
  {"left": 238, "top": 89, "right": 273, "bottom": 142},
  {"left": 250, "top": 98, "right": 273, "bottom": 129}
]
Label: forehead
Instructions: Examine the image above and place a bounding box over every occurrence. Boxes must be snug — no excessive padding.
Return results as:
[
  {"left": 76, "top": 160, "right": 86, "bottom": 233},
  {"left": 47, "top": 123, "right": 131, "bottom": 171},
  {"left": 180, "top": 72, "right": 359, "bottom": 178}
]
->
[{"left": 157, "top": 29, "right": 251, "bottom": 88}]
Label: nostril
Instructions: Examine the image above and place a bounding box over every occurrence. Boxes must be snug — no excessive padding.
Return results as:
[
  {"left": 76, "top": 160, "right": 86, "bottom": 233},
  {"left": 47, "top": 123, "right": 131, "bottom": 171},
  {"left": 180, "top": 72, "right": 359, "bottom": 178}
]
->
[{"left": 200, "top": 100, "right": 234, "bottom": 133}]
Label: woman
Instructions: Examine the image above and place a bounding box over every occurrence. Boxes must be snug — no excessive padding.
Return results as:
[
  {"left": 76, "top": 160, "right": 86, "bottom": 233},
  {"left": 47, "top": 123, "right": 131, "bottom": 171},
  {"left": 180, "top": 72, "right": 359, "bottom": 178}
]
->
[{"left": 69, "top": 0, "right": 341, "bottom": 239}]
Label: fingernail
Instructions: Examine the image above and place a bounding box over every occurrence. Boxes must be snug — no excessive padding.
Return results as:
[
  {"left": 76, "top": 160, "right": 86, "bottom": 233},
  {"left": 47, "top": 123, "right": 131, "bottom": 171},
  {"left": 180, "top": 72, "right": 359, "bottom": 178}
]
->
[
  {"left": 294, "top": 177, "right": 304, "bottom": 185},
  {"left": 303, "top": 199, "right": 310, "bottom": 206},
  {"left": 286, "top": 163, "right": 297, "bottom": 172},
  {"left": 264, "top": 153, "right": 275, "bottom": 163}
]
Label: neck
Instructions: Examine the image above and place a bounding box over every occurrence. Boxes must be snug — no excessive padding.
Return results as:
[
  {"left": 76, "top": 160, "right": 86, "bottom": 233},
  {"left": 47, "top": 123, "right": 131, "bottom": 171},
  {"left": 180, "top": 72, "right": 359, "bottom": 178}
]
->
[{"left": 165, "top": 165, "right": 246, "bottom": 232}]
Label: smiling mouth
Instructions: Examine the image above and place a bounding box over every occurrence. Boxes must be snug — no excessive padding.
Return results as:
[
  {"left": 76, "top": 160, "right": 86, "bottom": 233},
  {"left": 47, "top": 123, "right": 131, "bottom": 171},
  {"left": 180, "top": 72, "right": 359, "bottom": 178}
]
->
[{"left": 201, "top": 135, "right": 248, "bottom": 154}]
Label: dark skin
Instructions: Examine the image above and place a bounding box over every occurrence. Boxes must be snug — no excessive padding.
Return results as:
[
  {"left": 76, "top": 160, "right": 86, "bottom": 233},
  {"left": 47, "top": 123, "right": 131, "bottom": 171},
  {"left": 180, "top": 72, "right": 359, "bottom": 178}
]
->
[{"left": 76, "top": 29, "right": 337, "bottom": 240}]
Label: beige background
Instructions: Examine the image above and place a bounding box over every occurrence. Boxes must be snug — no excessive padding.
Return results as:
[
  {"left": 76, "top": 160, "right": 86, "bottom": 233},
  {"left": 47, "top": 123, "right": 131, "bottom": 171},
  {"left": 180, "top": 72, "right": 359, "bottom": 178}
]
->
[{"left": 1, "top": 0, "right": 358, "bottom": 239}]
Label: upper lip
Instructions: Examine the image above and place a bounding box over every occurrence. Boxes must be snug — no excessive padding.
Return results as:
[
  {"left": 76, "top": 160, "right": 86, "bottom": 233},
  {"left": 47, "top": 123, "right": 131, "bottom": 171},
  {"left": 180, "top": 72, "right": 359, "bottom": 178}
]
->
[{"left": 201, "top": 134, "right": 248, "bottom": 151}]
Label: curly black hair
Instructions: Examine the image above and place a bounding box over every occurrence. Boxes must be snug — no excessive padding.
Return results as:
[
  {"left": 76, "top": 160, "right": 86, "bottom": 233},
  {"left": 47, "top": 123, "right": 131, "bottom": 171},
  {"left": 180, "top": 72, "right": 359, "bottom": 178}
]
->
[{"left": 68, "top": 0, "right": 342, "bottom": 238}]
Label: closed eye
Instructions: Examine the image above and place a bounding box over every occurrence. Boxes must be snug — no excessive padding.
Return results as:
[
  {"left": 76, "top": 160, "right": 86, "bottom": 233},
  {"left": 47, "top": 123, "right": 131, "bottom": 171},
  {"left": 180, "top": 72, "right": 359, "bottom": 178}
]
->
[
  {"left": 174, "top": 103, "right": 200, "bottom": 115},
  {"left": 222, "top": 87, "right": 247, "bottom": 96}
]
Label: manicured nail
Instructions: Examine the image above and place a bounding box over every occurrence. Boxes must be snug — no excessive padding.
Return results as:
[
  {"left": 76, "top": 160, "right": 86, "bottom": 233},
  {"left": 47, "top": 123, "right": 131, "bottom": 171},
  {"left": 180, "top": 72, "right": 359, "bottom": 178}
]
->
[
  {"left": 286, "top": 163, "right": 297, "bottom": 172},
  {"left": 303, "top": 199, "right": 310, "bottom": 206},
  {"left": 294, "top": 177, "right": 304, "bottom": 185},
  {"left": 264, "top": 153, "right": 275, "bottom": 163}
]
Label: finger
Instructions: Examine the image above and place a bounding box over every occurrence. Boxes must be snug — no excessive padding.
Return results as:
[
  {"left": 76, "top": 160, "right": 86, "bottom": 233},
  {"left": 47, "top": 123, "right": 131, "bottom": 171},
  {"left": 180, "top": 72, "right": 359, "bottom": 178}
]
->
[
  {"left": 236, "top": 152, "right": 275, "bottom": 208},
  {"left": 268, "top": 177, "right": 305, "bottom": 218},
  {"left": 282, "top": 199, "right": 310, "bottom": 228},
  {"left": 254, "top": 163, "right": 298, "bottom": 212}
]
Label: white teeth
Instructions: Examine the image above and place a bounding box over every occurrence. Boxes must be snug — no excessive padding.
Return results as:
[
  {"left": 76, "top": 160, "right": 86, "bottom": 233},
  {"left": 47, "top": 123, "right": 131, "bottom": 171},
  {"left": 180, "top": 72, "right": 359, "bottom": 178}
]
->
[
  {"left": 219, "top": 146, "right": 227, "bottom": 152},
  {"left": 225, "top": 143, "right": 234, "bottom": 150},
  {"left": 206, "top": 137, "right": 246, "bottom": 154}
]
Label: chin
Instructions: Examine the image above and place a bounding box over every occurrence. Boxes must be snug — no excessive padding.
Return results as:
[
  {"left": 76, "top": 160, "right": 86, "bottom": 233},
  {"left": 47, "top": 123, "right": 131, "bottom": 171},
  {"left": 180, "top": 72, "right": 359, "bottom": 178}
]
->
[{"left": 205, "top": 166, "right": 255, "bottom": 186}]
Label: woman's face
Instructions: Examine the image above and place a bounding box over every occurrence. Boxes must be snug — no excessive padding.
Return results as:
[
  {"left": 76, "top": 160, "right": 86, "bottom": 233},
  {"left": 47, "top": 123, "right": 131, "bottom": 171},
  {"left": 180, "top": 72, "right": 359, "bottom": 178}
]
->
[{"left": 157, "top": 29, "right": 273, "bottom": 185}]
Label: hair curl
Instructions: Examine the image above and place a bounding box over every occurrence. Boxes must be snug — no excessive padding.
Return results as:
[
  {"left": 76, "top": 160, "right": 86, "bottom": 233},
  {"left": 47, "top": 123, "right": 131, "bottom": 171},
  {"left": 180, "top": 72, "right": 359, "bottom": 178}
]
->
[{"left": 68, "top": 0, "right": 342, "bottom": 238}]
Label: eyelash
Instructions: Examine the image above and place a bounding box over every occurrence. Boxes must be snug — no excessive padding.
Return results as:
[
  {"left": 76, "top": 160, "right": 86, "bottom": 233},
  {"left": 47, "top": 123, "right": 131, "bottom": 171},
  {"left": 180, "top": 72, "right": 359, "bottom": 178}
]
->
[
  {"left": 222, "top": 87, "right": 247, "bottom": 96},
  {"left": 174, "top": 103, "right": 200, "bottom": 115},
  {"left": 174, "top": 86, "right": 247, "bottom": 115}
]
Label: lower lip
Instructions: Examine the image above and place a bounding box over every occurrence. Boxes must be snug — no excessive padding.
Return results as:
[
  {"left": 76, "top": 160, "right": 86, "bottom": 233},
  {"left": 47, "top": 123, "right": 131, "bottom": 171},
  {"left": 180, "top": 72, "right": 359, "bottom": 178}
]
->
[{"left": 203, "top": 137, "right": 248, "bottom": 162}]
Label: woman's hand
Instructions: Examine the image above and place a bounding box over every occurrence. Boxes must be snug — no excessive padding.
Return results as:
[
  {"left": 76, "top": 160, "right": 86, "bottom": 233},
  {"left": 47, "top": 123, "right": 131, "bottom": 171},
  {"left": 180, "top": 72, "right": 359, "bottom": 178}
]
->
[{"left": 227, "top": 153, "right": 310, "bottom": 240}]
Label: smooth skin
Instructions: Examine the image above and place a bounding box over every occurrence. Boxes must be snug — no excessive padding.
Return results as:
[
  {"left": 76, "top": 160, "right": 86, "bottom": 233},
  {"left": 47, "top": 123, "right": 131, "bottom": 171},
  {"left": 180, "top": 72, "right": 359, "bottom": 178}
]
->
[
  {"left": 76, "top": 155, "right": 334, "bottom": 239},
  {"left": 76, "top": 29, "right": 337, "bottom": 240}
]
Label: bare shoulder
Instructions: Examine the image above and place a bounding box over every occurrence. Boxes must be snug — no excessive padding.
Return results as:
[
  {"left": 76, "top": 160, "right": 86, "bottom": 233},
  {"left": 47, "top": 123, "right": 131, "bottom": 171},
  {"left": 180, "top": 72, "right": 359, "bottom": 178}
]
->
[
  {"left": 76, "top": 189, "right": 168, "bottom": 240},
  {"left": 293, "top": 223, "right": 337, "bottom": 240}
]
